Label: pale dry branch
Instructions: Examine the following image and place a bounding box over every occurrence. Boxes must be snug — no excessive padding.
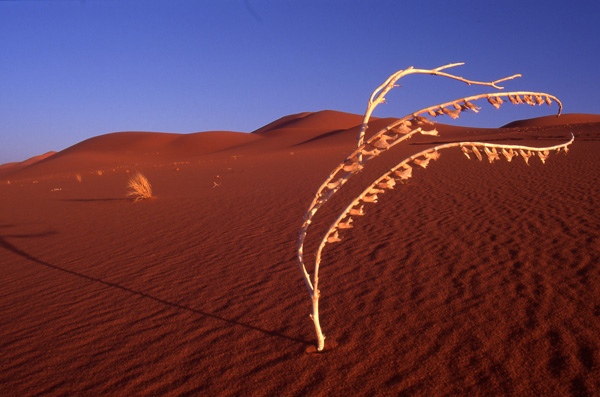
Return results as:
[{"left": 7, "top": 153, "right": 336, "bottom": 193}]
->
[
  {"left": 296, "top": 64, "right": 571, "bottom": 351},
  {"left": 356, "top": 63, "right": 521, "bottom": 152}
]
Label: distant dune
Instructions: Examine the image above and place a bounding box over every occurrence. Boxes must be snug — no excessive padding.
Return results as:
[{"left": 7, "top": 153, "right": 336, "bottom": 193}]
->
[
  {"left": 2, "top": 111, "right": 598, "bottom": 181},
  {"left": 0, "top": 151, "right": 56, "bottom": 178},
  {"left": 502, "top": 113, "right": 600, "bottom": 128},
  {"left": 1, "top": 110, "right": 599, "bottom": 394}
]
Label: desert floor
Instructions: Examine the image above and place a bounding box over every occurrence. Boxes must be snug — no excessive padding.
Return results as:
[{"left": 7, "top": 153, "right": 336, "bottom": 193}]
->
[{"left": 1, "top": 111, "right": 599, "bottom": 395}]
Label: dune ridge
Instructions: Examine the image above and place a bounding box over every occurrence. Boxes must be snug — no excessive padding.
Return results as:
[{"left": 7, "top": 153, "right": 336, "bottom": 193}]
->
[{"left": 502, "top": 113, "right": 600, "bottom": 128}]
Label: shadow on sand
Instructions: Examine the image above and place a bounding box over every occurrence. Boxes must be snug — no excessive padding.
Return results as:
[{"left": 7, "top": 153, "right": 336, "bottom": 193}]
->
[
  {"left": 0, "top": 227, "right": 308, "bottom": 346},
  {"left": 60, "top": 198, "right": 131, "bottom": 202}
]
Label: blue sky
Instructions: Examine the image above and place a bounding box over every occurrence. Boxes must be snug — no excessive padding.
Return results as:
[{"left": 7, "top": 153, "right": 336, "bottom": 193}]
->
[{"left": 1, "top": 0, "right": 599, "bottom": 164}]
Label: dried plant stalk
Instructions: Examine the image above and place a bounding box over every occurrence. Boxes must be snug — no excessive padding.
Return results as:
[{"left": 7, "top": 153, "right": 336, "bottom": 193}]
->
[{"left": 297, "top": 63, "right": 572, "bottom": 352}]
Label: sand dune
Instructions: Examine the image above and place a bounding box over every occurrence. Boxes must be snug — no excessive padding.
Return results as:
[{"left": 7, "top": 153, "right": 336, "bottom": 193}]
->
[
  {"left": 502, "top": 113, "right": 600, "bottom": 128},
  {"left": 1, "top": 112, "right": 599, "bottom": 395},
  {"left": 1, "top": 130, "right": 262, "bottom": 180},
  {"left": 0, "top": 151, "right": 56, "bottom": 178},
  {"left": 252, "top": 110, "right": 363, "bottom": 134}
]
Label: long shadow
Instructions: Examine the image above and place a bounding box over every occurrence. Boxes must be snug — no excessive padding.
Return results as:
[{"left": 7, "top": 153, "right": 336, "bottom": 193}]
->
[
  {"left": 0, "top": 231, "right": 308, "bottom": 346},
  {"left": 60, "top": 198, "right": 130, "bottom": 202},
  {"left": 292, "top": 128, "right": 349, "bottom": 146}
]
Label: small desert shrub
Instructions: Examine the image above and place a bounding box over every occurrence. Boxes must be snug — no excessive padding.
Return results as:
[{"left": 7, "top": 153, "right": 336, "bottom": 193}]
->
[{"left": 127, "top": 172, "right": 153, "bottom": 201}]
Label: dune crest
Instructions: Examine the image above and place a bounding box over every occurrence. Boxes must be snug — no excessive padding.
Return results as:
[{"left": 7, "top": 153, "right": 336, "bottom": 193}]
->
[{"left": 502, "top": 113, "right": 600, "bottom": 128}]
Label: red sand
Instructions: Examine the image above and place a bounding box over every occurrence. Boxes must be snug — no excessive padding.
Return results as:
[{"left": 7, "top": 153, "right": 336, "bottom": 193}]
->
[{"left": 1, "top": 111, "right": 599, "bottom": 395}]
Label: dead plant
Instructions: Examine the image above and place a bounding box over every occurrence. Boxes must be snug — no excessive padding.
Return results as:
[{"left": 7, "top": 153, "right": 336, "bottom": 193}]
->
[
  {"left": 297, "top": 63, "right": 573, "bottom": 351},
  {"left": 127, "top": 172, "right": 153, "bottom": 201}
]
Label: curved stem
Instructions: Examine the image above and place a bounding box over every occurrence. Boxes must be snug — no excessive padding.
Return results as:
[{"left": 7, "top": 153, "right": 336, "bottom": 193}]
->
[{"left": 297, "top": 64, "right": 568, "bottom": 352}]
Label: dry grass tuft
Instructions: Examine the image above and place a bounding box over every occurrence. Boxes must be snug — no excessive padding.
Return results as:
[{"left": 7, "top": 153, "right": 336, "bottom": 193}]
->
[{"left": 127, "top": 172, "right": 153, "bottom": 201}]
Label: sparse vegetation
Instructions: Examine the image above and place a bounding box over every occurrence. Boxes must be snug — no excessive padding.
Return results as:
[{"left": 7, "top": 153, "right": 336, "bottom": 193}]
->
[
  {"left": 297, "top": 63, "right": 574, "bottom": 351},
  {"left": 127, "top": 172, "right": 153, "bottom": 201}
]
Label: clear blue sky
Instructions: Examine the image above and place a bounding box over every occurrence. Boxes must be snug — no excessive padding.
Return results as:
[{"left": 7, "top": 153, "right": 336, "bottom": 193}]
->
[{"left": 1, "top": 0, "right": 599, "bottom": 164}]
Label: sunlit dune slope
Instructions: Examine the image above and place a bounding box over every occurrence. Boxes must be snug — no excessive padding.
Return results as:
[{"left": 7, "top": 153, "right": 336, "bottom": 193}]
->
[{"left": 0, "top": 151, "right": 57, "bottom": 178}]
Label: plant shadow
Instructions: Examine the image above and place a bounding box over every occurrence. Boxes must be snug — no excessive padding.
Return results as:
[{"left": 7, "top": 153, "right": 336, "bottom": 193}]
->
[{"left": 0, "top": 226, "right": 309, "bottom": 346}]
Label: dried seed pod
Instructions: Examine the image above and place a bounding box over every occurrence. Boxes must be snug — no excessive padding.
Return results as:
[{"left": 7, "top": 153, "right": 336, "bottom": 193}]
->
[
  {"left": 545, "top": 96, "right": 553, "bottom": 106},
  {"left": 395, "top": 165, "right": 412, "bottom": 180},
  {"left": 368, "top": 187, "right": 385, "bottom": 195},
  {"left": 424, "top": 150, "right": 441, "bottom": 161},
  {"left": 472, "top": 146, "right": 483, "bottom": 161},
  {"left": 428, "top": 109, "right": 438, "bottom": 117},
  {"left": 453, "top": 103, "right": 462, "bottom": 110},
  {"left": 519, "top": 149, "right": 532, "bottom": 165},
  {"left": 441, "top": 107, "right": 460, "bottom": 119},
  {"left": 343, "top": 161, "right": 363, "bottom": 172},
  {"left": 326, "top": 230, "right": 342, "bottom": 243},
  {"left": 349, "top": 205, "right": 365, "bottom": 216},
  {"left": 463, "top": 101, "right": 481, "bottom": 113},
  {"left": 373, "top": 137, "right": 391, "bottom": 149},
  {"left": 523, "top": 95, "right": 536, "bottom": 105},
  {"left": 535, "top": 95, "right": 545, "bottom": 105},
  {"left": 361, "top": 148, "right": 380, "bottom": 157},
  {"left": 413, "top": 115, "right": 432, "bottom": 125},
  {"left": 413, "top": 157, "right": 431, "bottom": 169},
  {"left": 326, "top": 179, "right": 343, "bottom": 189},
  {"left": 393, "top": 123, "right": 412, "bottom": 135},
  {"left": 461, "top": 146, "right": 472, "bottom": 159},
  {"left": 363, "top": 194, "right": 378, "bottom": 203},
  {"left": 509, "top": 95, "right": 524, "bottom": 104},
  {"left": 502, "top": 148, "right": 517, "bottom": 162},
  {"left": 487, "top": 96, "right": 501, "bottom": 109},
  {"left": 484, "top": 147, "right": 500, "bottom": 163},
  {"left": 420, "top": 128, "right": 439, "bottom": 136},
  {"left": 378, "top": 178, "right": 396, "bottom": 190},
  {"left": 537, "top": 150, "right": 550, "bottom": 164},
  {"left": 338, "top": 217, "right": 353, "bottom": 229}
]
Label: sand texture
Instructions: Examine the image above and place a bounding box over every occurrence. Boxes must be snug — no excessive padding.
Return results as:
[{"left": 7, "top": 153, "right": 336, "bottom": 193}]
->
[{"left": 1, "top": 111, "right": 599, "bottom": 395}]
